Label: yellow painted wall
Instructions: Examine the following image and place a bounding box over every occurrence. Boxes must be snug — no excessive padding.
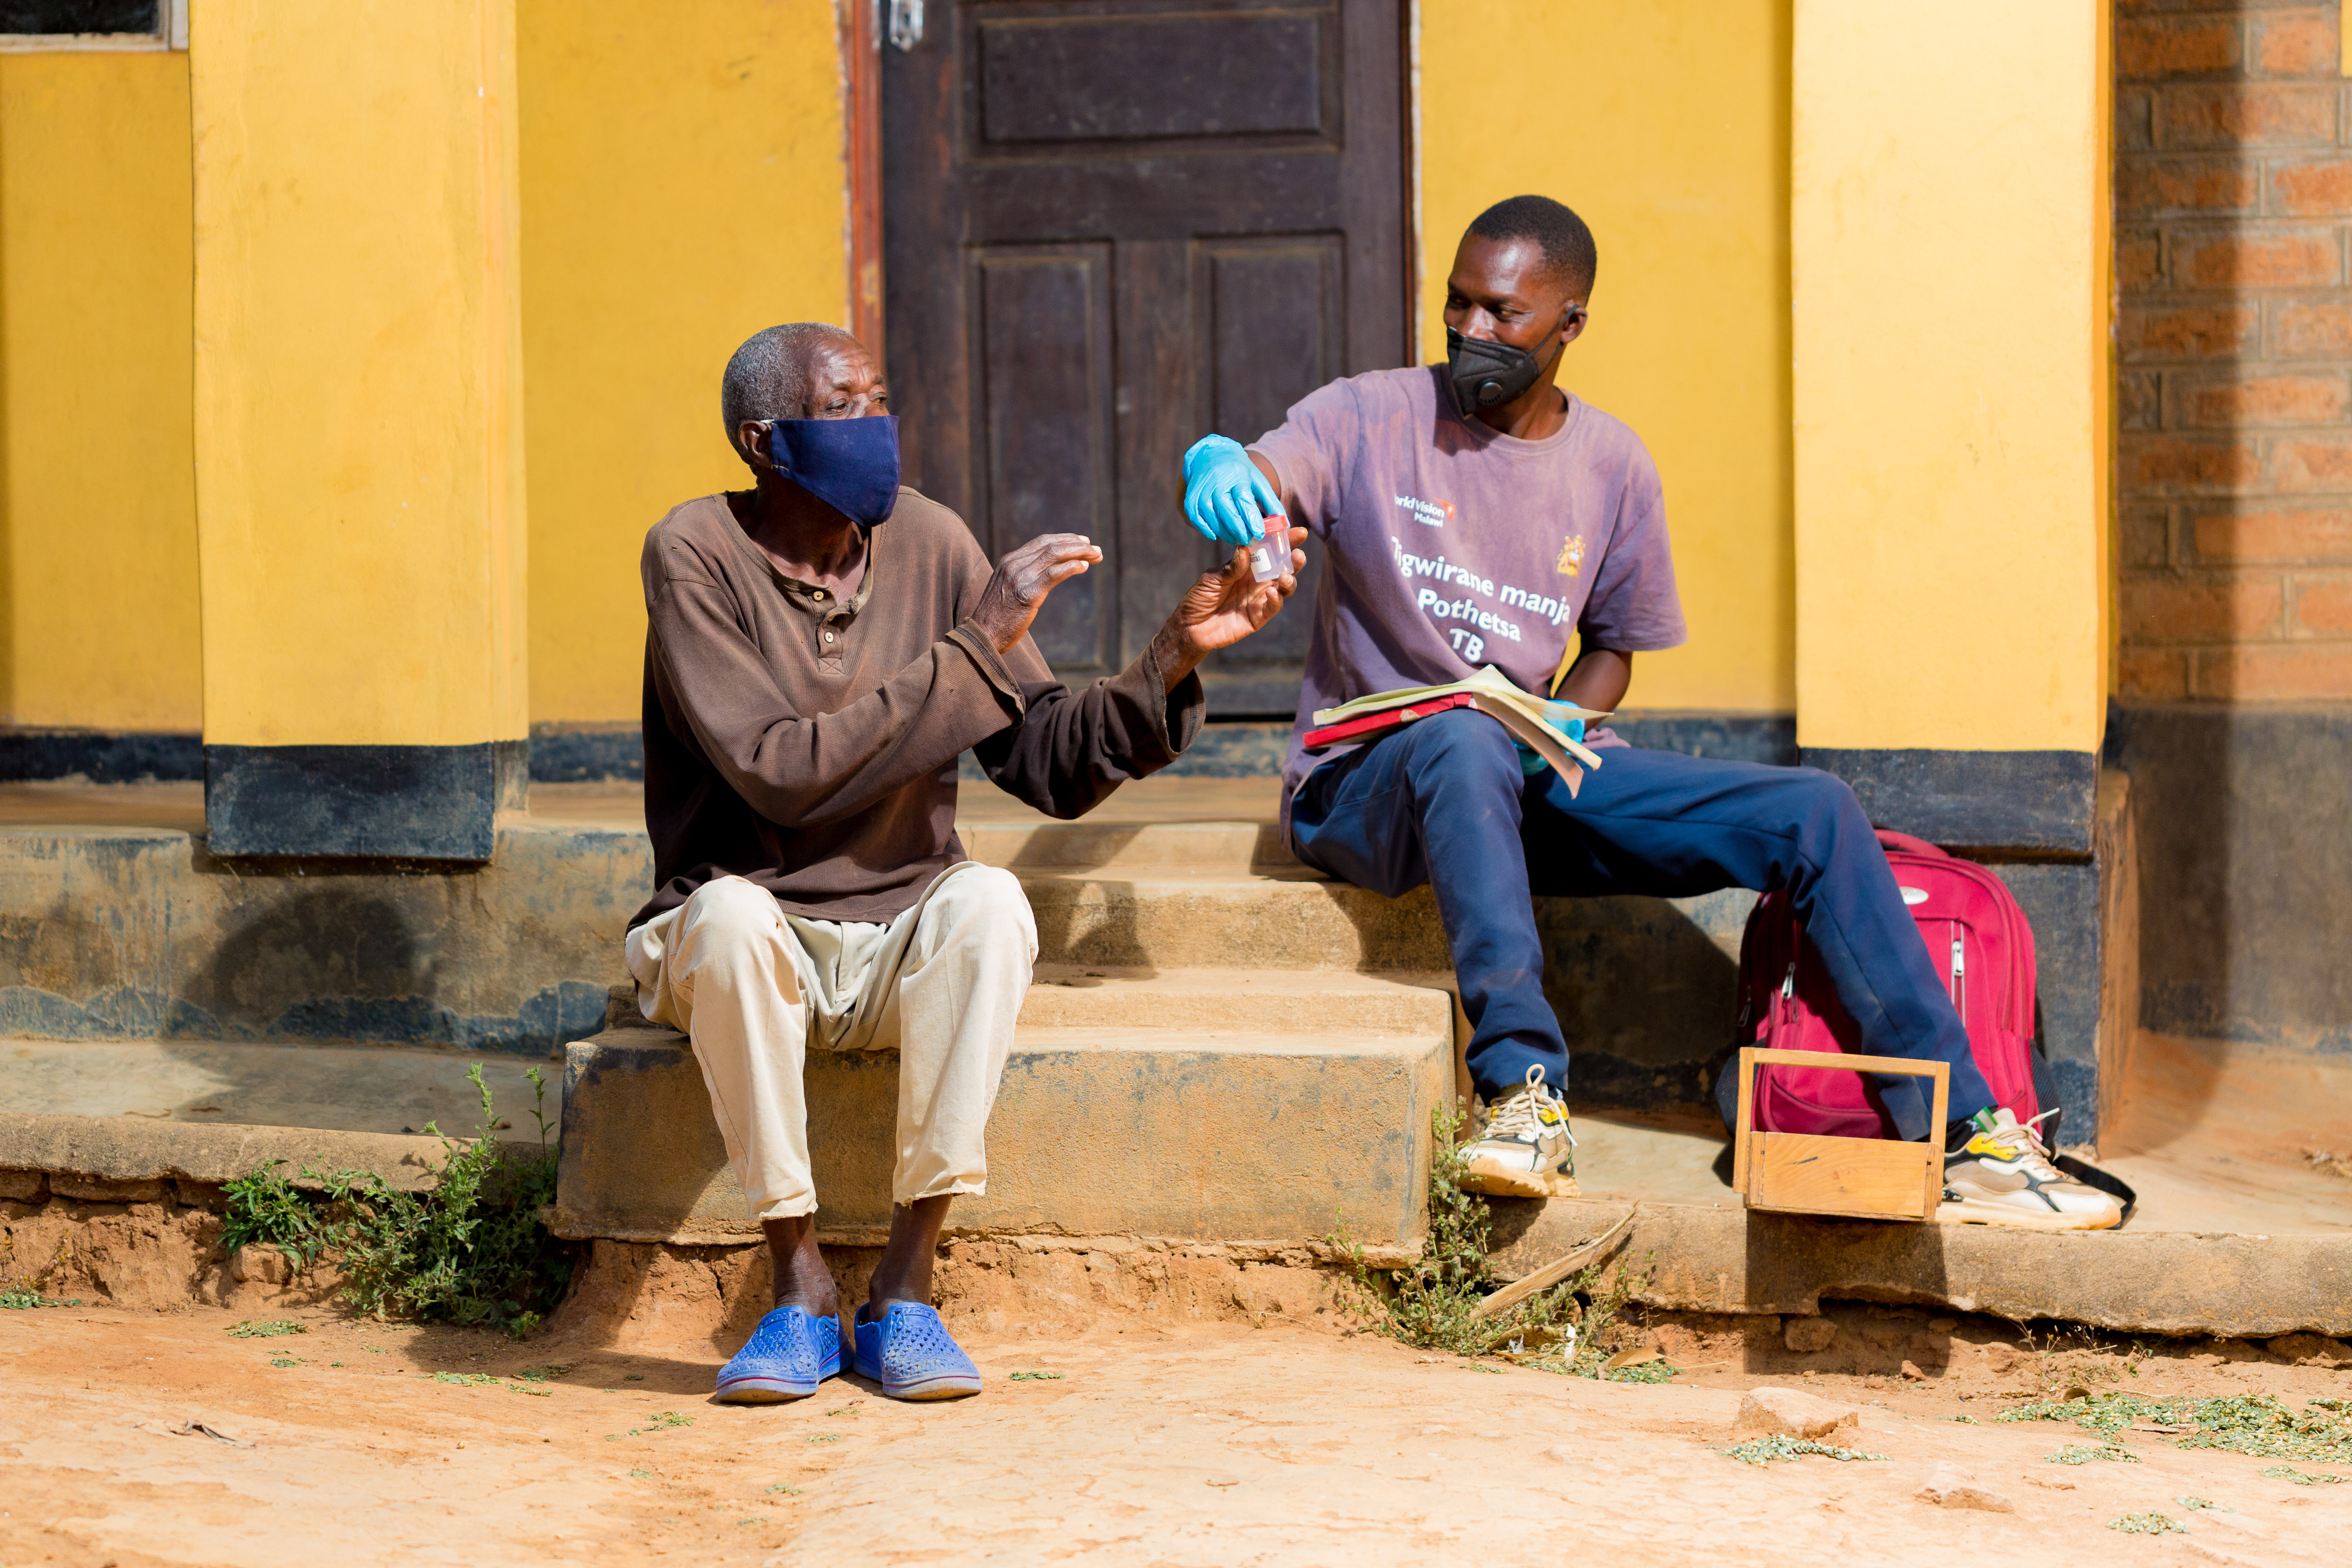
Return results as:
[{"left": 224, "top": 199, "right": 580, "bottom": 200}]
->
[
  {"left": 517, "top": 0, "right": 850, "bottom": 725},
  {"left": 1417, "top": 0, "right": 1794, "bottom": 715},
  {"left": 7, "top": 3, "right": 2110, "bottom": 753},
  {"left": 1790, "top": 0, "right": 2110, "bottom": 754},
  {"left": 0, "top": 52, "right": 200, "bottom": 732},
  {"left": 2096, "top": 5, "right": 2116, "bottom": 714},
  {"left": 191, "top": 1, "right": 528, "bottom": 749}
]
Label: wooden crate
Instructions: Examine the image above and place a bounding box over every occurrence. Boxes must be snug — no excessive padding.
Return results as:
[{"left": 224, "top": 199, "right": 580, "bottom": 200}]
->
[{"left": 1731, "top": 1047, "right": 1949, "bottom": 1221}]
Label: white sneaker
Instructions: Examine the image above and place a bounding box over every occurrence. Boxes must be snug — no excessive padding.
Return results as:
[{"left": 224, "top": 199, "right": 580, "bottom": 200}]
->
[
  {"left": 1939, "top": 1108, "right": 2123, "bottom": 1231},
  {"left": 1459, "top": 1065, "right": 1579, "bottom": 1198}
]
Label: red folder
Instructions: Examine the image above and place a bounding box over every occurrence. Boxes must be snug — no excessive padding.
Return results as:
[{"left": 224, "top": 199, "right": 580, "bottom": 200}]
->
[{"left": 1301, "top": 692, "right": 1480, "bottom": 751}]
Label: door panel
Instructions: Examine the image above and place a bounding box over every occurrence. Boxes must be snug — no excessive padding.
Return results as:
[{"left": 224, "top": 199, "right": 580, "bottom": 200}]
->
[
  {"left": 972, "top": 245, "right": 1115, "bottom": 674},
  {"left": 1203, "top": 237, "right": 1343, "bottom": 445},
  {"left": 1191, "top": 234, "right": 1344, "bottom": 703},
  {"left": 886, "top": 0, "right": 1407, "bottom": 718},
  {"left": 973, "top": 12, "right": 1331, "bottom": 145}
]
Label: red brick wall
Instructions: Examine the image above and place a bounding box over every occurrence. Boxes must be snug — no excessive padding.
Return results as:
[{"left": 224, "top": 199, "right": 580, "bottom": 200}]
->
[{"left": 2118, "top": 1, "right": 2352, "bottom": 701}]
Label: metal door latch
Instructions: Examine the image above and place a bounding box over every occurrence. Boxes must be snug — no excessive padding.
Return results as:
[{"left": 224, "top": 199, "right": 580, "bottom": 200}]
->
[{"left": 888, "top": 0, "right": 925, "bottom": 51}]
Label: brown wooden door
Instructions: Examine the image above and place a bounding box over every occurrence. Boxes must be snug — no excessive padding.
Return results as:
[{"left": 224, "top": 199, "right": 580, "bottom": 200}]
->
[{"left": 883, "top": 0, "right": 1409, "bottom": 715}]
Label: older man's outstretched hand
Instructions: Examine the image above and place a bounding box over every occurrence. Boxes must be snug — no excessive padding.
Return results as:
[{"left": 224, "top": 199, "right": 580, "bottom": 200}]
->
[
  {"left": 971, "top": 534, "right": 1104, "bottom": 654},
  {"left": 1147, "top": 529, "right": 1307, "bottom": 694},
  {"left": 972, "top": 529, "right": 1303, "bottom": 695}
]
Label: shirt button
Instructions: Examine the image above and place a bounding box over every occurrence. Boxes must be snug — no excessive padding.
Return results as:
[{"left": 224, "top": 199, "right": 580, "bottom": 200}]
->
[
  {"left": 822, "top": 631, "right": 836, "bottom": 644},
  {"left": 812, "top": 589, "right": 825, "bottom": 600}
]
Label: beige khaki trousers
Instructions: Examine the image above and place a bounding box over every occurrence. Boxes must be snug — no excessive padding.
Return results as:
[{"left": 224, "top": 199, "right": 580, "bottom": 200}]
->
[{"left": 624, "top": 862, "right": 1037, "bottom": 1220}]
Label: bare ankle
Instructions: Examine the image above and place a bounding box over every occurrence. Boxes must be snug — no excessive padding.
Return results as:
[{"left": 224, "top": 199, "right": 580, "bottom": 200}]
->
[
  {"left": 760, "top": 1214, "right": 837, "bottom": 1319},
  {"left": 773, "top": 1278, "right": 840, "bottom": 1317},
  {"left": 861, "top": 1194, "right": 952, "bottom": 1320}
]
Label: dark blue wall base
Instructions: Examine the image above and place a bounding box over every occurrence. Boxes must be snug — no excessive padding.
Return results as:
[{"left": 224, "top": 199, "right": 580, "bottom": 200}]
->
[
  {"left": 1980, "top": 858, "right": 2104, "bottom": 1145},
  {"left": 957, "top": 722, "right": 1297, "bottom": 782},
  {"left": 0, "top": 729, "right": 201, "bottom": 783},
  {"left": 529, "top": 722, "right": 644, "bottom": 783},
  {"left": 1608, "top": 713, "right": 1797, "bottom": 766},
  {"left": 0, "top": 714, "right": 1799, "bottom": 789},
  {"left": 2108, "top": 702, "right": 2352, "bottom": 1051},
  {"left": 1801, "top": 746, "right": 2098, "bottom": 855},
  {"left": 205, "top": 741, "right": 528, "bottom": 861}
]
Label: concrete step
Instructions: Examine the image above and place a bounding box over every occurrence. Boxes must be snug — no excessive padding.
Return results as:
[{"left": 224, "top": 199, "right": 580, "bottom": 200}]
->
[
  {"left": 605, "top": 968, "right": 1460, "bottom": 1037},
  {"left": 1492, "top": 1194, "right": 2352, "bottom": 1338},
  {"left": 0, "top": 1110, "right": 537, "bottom": 1200},
  {"left": 0, "top": 791, "right": 1755, "bottom": 1115},
  {"left": 1016, "top": 967, "right": 1454, "bottom": 1035},
  {"left": 960, "top": 818, "right": 1299, "bottom": 872},
  {"left": 552, "top": 1010, "right": 1452, "bottom": 1254},
  {"left": 0, "top": 1037, "right": 561, "bottom": 1137},
  {"left": 1012, "top": 862, "right": 1751, "bottom": 1105},
  {"left": 1018, "top": 866, "right": 1450, "bottom": 971},
  {"left": 1005, "top": 835, "right": 1751, "bottom": 972}
]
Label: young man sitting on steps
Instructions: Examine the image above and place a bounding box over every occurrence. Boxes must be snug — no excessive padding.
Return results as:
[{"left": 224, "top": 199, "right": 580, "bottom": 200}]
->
[
  {"left": 1177, "top": 196, "right": 2122, "bottom": 1232},
  {"left": 629, "top": 322, "right": 1303, "bottom": 1404}
]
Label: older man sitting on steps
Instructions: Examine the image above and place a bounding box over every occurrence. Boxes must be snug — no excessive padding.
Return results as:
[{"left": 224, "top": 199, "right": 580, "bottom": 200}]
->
[{"left": 626, "top": 322, "right": 1302, "bottom": 1403}]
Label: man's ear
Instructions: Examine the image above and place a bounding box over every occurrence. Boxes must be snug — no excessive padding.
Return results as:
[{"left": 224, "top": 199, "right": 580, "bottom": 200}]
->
[
  {"left": 738, "top": 419, "right": 777, "bottom": 472},
  {"left": 1558, "top": 303, "right": 1589, "bottom": 349}
]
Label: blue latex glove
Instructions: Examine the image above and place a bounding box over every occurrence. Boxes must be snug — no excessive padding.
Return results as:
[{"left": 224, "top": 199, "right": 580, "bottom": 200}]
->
[
  {"left": 1182, "top": 434, "right": 1284, "bottom": 547},
  {"left": 1515, "top": 712, "right": 1586, "bottom": 775}
]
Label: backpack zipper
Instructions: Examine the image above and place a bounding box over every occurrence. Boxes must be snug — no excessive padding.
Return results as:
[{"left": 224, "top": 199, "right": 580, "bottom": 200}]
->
[{"left": 1950, "top": 931, "right": 1966, "bottom": 1016}]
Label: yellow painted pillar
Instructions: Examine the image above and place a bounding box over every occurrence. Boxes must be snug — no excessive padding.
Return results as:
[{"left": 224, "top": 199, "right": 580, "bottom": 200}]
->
[
  {"left": 1792, "top": 0, "right": 2122, "bottom": 1143},
  {"left": 1791, "top": 0, "right": 2111, "bottom": 851},
  {"left": 191, "top": 1, "right": 526, "bottom": 858}
]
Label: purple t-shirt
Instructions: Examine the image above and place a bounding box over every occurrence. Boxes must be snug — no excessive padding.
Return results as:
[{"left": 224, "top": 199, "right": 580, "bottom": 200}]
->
[{"left": 1252, "top": 365, "right": 1688, "bottom": 825}]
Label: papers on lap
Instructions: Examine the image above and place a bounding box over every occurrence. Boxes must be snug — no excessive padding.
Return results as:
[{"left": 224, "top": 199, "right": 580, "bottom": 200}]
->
[
  {"left": 1298, "top": 691, "right": 1483, "bottom": 749},
  {"left": 1300, "top": 666, "right": 1609, "bottom": 797}
]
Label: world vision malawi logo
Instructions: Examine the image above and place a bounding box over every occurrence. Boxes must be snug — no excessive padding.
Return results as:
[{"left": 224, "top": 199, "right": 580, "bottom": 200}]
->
[{"left": 1394, "top": 494, "right": 1454, "bottom": 528}]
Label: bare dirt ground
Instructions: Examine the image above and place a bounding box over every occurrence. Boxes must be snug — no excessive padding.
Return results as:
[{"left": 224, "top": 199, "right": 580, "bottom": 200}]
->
[{"left": 4, "top": 1286, "right": 2350, "bottom": 1568}]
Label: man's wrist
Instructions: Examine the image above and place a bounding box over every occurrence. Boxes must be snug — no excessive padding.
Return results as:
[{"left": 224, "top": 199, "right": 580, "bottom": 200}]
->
[{"left": 1149, "top": 619, "right": 1205, "bottom": 694}]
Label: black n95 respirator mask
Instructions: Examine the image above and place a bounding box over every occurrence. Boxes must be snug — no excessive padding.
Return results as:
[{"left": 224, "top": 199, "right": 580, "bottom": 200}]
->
[{"left": 1445, "top": 315, "right": 1576, "bottom": 413}]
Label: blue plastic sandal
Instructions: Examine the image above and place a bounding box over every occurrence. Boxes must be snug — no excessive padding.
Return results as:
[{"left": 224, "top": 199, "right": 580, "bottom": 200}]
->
[
  {"left": 714, "top": 1305, "right": 841, "bottom": 1403},
  {"left": 853, "top": 1303, "right": 983, "bottom": 1401}
]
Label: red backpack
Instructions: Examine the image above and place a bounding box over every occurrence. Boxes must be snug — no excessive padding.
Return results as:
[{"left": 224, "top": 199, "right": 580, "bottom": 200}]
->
[{"left": 1721, "top": 829, "right": 2042, "bottom": 1139}]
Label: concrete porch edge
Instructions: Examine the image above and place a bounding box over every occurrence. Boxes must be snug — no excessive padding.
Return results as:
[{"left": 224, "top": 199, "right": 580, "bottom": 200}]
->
[
  {"left": 536, "top": 1207, "right": 1419, "bottom": 1269},
  {"left": 1488, "top": 1198, "right": 2352, "bottom": 1338},
  {"left": 0, "top": 1111, "right": 543, "bottom": 1195}
]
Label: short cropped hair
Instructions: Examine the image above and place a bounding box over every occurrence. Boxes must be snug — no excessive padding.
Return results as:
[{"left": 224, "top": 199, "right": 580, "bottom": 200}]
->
[
  {"left": 720, "top": 323, "right": 858, "bottom": 462},
  {"left": 1465, "top": 195, "right": 1598, "bottom": 300}
]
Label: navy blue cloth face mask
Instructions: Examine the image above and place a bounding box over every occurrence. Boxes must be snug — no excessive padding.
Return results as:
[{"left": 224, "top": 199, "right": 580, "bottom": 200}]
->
[{"left": 761, "top": 414, "right": 902, "bottom": 527}]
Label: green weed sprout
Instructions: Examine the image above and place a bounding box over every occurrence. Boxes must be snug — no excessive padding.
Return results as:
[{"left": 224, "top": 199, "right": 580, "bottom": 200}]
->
[
  {"left": 1329, "top": 1103, "right": 1647, "bottom": 1379},
  {"left": 2049, "top": 1443, "right": 2140, "bottom": 1465},
  {"left": 0, "top": 1289, "right": 82, "bottom": 1309},
  {"left": 1725, "top": 1435, "right": 1889, "bottom": 1465},
  {"left": 218, "top": 1065, "right": 574, "bottom": 1338},
  {"left": 2107, "top": 1513, "right": 2184, "bottom": 1535}
]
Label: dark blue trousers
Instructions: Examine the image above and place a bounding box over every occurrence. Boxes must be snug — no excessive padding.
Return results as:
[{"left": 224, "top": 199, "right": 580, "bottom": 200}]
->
[{"left": 1290, "top": 708, "right": 1995, "bottom": 1139}]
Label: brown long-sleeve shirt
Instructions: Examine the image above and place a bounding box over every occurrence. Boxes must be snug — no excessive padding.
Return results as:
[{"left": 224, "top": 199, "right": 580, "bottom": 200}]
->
[{"left": 631, "top": 489, "right": 1202, "bottom": 929}]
